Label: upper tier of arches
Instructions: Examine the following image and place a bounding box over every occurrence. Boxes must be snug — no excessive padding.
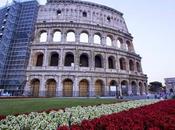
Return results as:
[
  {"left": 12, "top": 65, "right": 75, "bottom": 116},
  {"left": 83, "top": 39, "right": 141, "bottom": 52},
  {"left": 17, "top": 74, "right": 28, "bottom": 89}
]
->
[{"left": 37, "top": 29, "right": 135, "bottom": 52}]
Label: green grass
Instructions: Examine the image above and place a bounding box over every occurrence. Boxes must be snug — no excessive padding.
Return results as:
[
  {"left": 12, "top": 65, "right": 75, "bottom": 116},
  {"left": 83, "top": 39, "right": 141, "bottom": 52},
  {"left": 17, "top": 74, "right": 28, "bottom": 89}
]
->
[{"left": 0, "top": 98, "right": 119, "bottom": 116}]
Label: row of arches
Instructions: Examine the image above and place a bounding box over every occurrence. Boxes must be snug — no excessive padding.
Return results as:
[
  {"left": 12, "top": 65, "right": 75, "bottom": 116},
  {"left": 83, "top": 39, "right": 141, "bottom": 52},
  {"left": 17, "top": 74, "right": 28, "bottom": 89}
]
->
[
  {"left": 38, "top": 30, "right": 134, "bottom": 52},
  {"left": 33, "top": 52, "right": 142, "bottom": 72},
  {"left": 30, "top": 78, "right": 146, "bottom": 97}
]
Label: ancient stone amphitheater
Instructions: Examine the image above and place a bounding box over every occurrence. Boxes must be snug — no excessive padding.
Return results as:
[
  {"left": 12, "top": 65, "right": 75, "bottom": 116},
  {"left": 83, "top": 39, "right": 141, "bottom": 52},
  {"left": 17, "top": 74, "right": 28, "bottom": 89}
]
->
[{"left": 25, "top": 0, "right": 148, "bottom": 97}]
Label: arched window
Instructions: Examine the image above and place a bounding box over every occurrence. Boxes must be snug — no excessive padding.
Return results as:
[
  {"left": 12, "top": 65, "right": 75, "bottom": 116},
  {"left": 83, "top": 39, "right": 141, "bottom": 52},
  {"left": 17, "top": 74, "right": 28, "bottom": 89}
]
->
[
  {"left": 119, "top": 58, "right": 126, "bottom": 70},
  {"left": 129, "top": 60, "right": 134, "bottom": 71},
  {"left": 121, "top": 80, "right": 128, "bottom": 96},
  {"left": 126, "top": 41, "right": 132, "bottom": 51},
  {"left": 50, "top": 52, "right": 59, "bottom": 66},
  {"left": 95, "top": 54, "right": 103, "bottom": 68},
  {"left": 108, "top": 56, "right": 115, "bottom": 69},
  {"left": 117, "top": 38, "right": 123, "bottom": 48},
  {"left": 136, "top": 62, "right": 141, "bottom": 72},
  {"left": 95, "top": 80, "right": 104, "bottom": 96},
  {"left": 64, "top": 52, "right": 74, "bottom": 66},
  {"left": 106, "top": 36, "right": 112, "bottom": 46},
  {"left": 80, "top": 32, "right": 88, "bottom": 43},
  {"left": 94, "top": 34, "right": 101, "bottom": 44},
  {"left": 66, "top": 31, "right": 75, "bottom": 42},
  {"left": 36, "top": 53, "right": 44, "bottom": 66},
  {"left": 46, "top": 79, "right": 56, "bottom": 97},
  {"left": 57, "top": 9, "right": 61, "bottom": 16},
  {"left": 131, "top": 81, "right": 137, "bottom": 95},
  {"left": 53, "top": 31, "right": 61, "bottom": 42},
  {"left": 82, "top": 11, "right": 87, "bottom": 17},
  {"left": 80, "top": 53, "right": 89, "bottom": 67},
  {"left": 39, "top": 31, "right": 47, "bottom": 42}
]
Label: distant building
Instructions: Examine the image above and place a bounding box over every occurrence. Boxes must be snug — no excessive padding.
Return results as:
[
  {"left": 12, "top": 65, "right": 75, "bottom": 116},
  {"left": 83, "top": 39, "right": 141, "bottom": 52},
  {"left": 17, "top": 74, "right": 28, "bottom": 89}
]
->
[{"left": 164, "top": 77, "right": 175, "bottom": 93}]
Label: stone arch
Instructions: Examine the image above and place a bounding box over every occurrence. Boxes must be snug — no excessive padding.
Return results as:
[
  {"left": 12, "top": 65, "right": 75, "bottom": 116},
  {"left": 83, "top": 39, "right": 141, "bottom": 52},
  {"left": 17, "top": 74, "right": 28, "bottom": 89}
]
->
[
  {"left": 79, "top": 79, "right": 89, "bottom": 97},
  {"left": 95, "top": 54, "right": 103, "bottom": 68},
  {"left": 63, "top": 79, "right": 73, "bottom": 97},
  {"left": 119, "top": 57, "right": 126, "bottom": 70},
  {"left": 35, "top": 52, "right": 44, "bottom": 67},
  {"left": 95, "top": 79, "right": 104, "bottom": 96},
  {"left": 106, "top": 36, "right": 113, "bottom": 46},
  {"left": 121, "top": 80, "right": 128, "bottom": 96},
  {"left": 66, "top": 30, "right": 75, "bottom": 42},
  {"left": 93, "top": 33, "right": 101, "bottom": 44},
  {"left": 117, "top": 37, "right": 123, "bottom": 48},
  {"left": 64, "top": 52, "right": 74, "bottom": 67},
  {"left": 131, "top": 81, "right": 138, "bottom": 95},
  {"left": 80, "top": 53, "right": 89, "bottom": 67},
  {"left": 53, "top": 30, "right": 61, "bottom": 42},
  {"left": 39, "top": 30, "right": 47, "bottom": 42},
  {"left": 30, "top": 79, "right": 40, "bottom": 97},
  {"left": 46, "top": 79, "right": 56, "bottom": 97},
  {"left": 126, "top": 40, "right": 132, "bottom": 51},
  {"left": 50, "top": 52, "right": 59, "bottom": 66},
  {"left": 80, "top": 31, "right": 89, "bottom": 43},
  {"left": 109, "top": 80, "right": 118, "bottom": 96},
  {"left": 108, "top": 56, "right": 115, "bottom": 69},
  {"left": 139, "top": 82, "right": 144, "bottom": 95},
  {"left": 129, "top": 59, "right": 134, "bottom": 71},
  {"left": 136, "top": 62, "right": 141, "bottom": 72}
]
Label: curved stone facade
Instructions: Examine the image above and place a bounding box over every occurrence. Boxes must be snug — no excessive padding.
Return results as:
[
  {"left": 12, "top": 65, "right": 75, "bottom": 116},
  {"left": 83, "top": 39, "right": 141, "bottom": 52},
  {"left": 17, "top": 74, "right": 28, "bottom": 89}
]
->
[{"left": 25, "top": 0, "right": 148, "bottom": 97}]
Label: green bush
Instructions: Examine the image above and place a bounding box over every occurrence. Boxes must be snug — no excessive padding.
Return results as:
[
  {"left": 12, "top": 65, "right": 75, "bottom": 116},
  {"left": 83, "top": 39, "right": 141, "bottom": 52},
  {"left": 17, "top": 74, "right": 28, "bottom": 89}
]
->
[{"left": 171, "top": 95, "right": 175, "bottom": 99}]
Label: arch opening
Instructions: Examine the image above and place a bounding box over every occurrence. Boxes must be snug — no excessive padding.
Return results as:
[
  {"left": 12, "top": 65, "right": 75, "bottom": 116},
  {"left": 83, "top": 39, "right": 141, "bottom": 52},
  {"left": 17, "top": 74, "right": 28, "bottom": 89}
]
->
[
  {"left": 53, "top": 31, "right": 61, "bottom": 42},
  {"left": 63, "top": 79, "right": 73, "bottom": 97},
  {"left": 36, "top": 53, "right": 44, "bottom": 66},
  {"left": 66, "top": 31, "right": 75, "bottom": 42},
  {"left": 108, "top": 56, "right": 115, "bottom": 69},
  {"left": 121, "top": 80, "right": 128, "bottom": 96},
  {"left": 80, "top": 32, "right": 88, "bottom": 43},
  {"left": 80, "top": 53, "right": 89, "bottom": 67},
  {"left": 120, "top": 58, "right": 126, "bottom": 70},
  {"left": 64, "top": 53, "right": 74, "bottom": 67},
  {"left": 50, "top": 52, "right": 59, "bottom": 66},
  {"left": 46, "top": 79, "right": 56, "bottom": 97},
  {"left": 31, "top": 79, "right": 40, "bottom": 97},
  {"left": 39, "top": 31, "right": 47, "bottom": 42},
  {"left": 95, "top": 54, "right": 103, "bottom": 68},
  {"left": 95, "top": 80, "right": 104, "bottom": 96},
  {"left": 94, "top": 34, "right": 101, "bottom": 44},
  {"left": 79, "top": 79, "right": 89, "bottom": 97}
]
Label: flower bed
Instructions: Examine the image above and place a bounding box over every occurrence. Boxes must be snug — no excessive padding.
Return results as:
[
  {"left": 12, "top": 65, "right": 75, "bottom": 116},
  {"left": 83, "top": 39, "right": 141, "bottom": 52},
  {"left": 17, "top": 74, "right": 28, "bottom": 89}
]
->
[
  {"left": 58, "top": 99, "right": 175, "bottom": 130},
  {"left": 0, "top": 99, "right": 159, "bottom": 130}
]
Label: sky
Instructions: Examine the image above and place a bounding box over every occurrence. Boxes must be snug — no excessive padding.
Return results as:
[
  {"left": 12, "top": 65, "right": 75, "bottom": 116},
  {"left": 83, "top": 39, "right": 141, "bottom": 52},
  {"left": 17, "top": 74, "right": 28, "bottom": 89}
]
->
[{"left": 1, "top": 0, "right": 175, "bottom": 84}]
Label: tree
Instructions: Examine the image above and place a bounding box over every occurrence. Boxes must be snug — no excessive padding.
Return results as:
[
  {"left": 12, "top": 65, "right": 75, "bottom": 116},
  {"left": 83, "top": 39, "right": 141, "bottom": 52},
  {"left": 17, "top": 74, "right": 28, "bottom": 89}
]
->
[{"left": 149, "top": 81, "right": 163, "bottom": 93}]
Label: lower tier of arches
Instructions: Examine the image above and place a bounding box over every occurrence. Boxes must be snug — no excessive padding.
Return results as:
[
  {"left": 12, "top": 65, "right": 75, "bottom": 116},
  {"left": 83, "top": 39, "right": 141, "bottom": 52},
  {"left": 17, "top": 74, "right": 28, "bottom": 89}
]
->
[{"left": 25, "top": 75, "right": 147, "bottom": 97}]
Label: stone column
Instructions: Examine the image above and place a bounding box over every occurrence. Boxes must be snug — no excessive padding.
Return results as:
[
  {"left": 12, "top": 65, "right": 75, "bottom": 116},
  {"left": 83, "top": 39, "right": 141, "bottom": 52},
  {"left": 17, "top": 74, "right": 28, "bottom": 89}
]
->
[
  {"left": 90, "top": 50, "right": 94, "bottom": 71},
  {"left": 47, "top": 29, "right": 52, "bottom": 43},
  {"left": 101, "top": 36, "right": 106, "bottom": 46},
  {"left": 113, "top": 37, "right": 118, "bottom": 49},
  {"left": 128, "top": 83, "right": 132, "bottom": 95},
  {"left": 89, "top": 78, "right": 95, "bottom": 97},
  {"left": 89, "top": 33, "right": 94, "bottom": 45},
  {"left": 136, "top": 82, "right": 140, "bottom": 95},
  {"left": 75, "top": 32, "right": 80, "bottom": 44},
  {"left": 43, "top": 49, "right": 48, "bottom": 68},
  {"left": 24, "top": 79, "right": 30, "bottom": 96},
  {"left": 39, "top": 76, "right": 45, "bottom": 97},
  {"left": 59, "top": 49, "right": 64, "bottom": 70},
  {"left": 73, "top": 77, "right": 79, "bottom": 97},
  {"left": 57, "top": 76, "right": 62, "bottom": 97}
]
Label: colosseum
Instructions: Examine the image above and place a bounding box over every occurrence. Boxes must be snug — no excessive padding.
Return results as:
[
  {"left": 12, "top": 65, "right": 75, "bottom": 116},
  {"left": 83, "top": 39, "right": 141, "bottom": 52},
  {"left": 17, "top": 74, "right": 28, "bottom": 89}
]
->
[{"left": 24, "top": 0, "right": 148, "bottom": 97}]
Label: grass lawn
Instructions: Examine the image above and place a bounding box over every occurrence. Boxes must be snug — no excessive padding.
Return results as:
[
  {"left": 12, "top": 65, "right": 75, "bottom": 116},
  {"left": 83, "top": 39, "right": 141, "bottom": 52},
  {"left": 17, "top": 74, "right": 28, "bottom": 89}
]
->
[{"left": 0, "top": 98, "right": 120, "bottom": 116}]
